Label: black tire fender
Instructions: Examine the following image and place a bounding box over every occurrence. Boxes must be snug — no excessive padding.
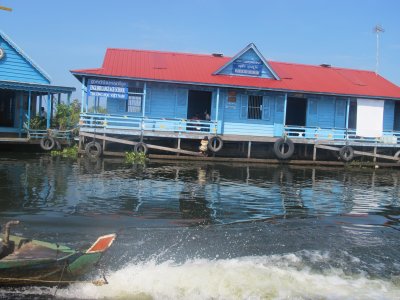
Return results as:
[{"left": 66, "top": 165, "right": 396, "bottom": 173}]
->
[
  {"left": 85, "top": 141, "right": 102, "bottom": 159},
  {"left": 273, "top": 138, "right": 295, "bottom": 160},
  {"left": 339, "top": 146, "right": 354, "bottom": 162},
  {"left": 40, "top": 136, "right": 55, "bottom": 151},
  {"left": 208, "top": 136, "right": 223, "bottom": 153},
  {"left": 134, "top": 142, "right": 148, "bottom": 154}
]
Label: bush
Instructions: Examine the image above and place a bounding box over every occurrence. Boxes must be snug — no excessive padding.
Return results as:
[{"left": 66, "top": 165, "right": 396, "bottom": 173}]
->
[
  {"left": 29, "top": 116, "right": 46, "bottom": 129},
  {"left": 125, "top": 151, "right": 147, "bottom": 164}
]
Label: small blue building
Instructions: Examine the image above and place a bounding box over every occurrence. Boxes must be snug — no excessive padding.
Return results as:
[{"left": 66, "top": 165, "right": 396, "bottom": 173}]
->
[
  {"left": 0, "top": 31, "right": 75, "bottom": 140},
  {"left": 72, "top": 44, "right": 400, "bottom": 161}
]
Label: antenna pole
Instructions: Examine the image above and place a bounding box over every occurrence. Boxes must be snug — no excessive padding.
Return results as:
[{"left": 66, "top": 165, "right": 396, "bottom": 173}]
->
[{"left": 374, "top": 25, "right": 385, "bottom": 75}]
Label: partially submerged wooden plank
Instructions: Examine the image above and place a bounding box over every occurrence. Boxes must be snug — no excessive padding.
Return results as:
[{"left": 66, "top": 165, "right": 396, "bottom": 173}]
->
[
  {"left": 148, "top": 154, "right": 400, "bottom": 168},
  {"left": 0, "top": 138, "right": 30, "bottom": 143},
  {"left": 315, "top": 144, "right": 399, "bottom": 161},
  {"left": 79, "top": 132, "right": 202, "bottom": 156}
]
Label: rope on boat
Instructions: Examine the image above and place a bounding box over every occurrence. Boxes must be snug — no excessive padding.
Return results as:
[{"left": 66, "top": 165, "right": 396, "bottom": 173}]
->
[
  {"left": 54, "top": 260, "right": 68, "bottom": 297},
  {"left": 0, "top": 277, "right": 108, "bottom": 286}
]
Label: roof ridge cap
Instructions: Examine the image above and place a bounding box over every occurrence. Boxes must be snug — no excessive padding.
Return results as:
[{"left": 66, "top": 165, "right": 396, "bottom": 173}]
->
[
  {"left": 106, "top": 48, "right": 232, "bottom": 58},
  {"left": 270, "top": 60, "right": 374, "bottom": 73}
]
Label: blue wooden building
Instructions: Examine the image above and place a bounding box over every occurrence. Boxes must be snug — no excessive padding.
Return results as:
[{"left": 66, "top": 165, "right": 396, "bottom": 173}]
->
[
  {"left": 72, "top": 43, "right": 400, "bottom": 161},
  {"left": 0, "top": 31, "right": 75, "bottom": 142}
]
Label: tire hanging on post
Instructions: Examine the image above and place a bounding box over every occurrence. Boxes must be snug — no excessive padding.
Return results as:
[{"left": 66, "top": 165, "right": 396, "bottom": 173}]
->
[
  {"left": 85, "top": 141, "right": 102, "bottom": 159},
  {"left": 207, "top": 136, "right": 223, "bottom": 153},
  {"left": 273, "top": 137, "right": 295, "bottom": 160},
  {"left": 339, "top": 145, "right": 354, "bottom": 162},
  {"left": 134, "top": 142, "right": 148, "bottom": 154},
  {"left": 40, "top": 136, "right": 55, "bottom": 151}
]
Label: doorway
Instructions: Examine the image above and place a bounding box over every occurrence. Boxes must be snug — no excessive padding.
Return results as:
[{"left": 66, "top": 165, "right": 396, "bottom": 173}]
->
[
  {"left": 187, "top": 90, "right": 212, "bottom": 120},
  {"left": 0, "top": 90, "right": 15, "bottom": 127},
  {"left": 285, "top": 97, "right": 307, "bottom": 126},
  {"left": 348, "top": 100, "right": 357, "bottom": 129}
]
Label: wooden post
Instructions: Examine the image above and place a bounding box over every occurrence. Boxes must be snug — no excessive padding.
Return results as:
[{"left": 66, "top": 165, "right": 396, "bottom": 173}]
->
[
  {"left": 27, "top": 91, "right": 31, "bottom": 129},
  {"left": 81, "top": 77, "right": 86, "bottom": 113},
  {"left": 19, "top": 92, "right": 23, "bottom": 137},
  {"left": 345, "top": 98, "right": 350, "bottom": 137},
  {"left": 283, "top": 93, "right": 288, "bottom": 126},
  {"left": 312, "top": 168, "right": 316, "bottom": 183},
  {"left": 103, "top": 133, "right": 106, "bottom": 152},
  {"left": 215, "top": 88, "right": 220, "bottom": 123},
  {"left": 39, "top": 95, "right": 42, "bottom": 114},
  {"left": 313, "top": 144, "right": 317, "bottom": 161},
  {"left": 177, "top": 138, "right": 181, "bottom": 156},
  {"left": 142, "top": 82, "right": 147, "bottom": 117},
  {"left": 247, "top": 141, "right": 252, "bottom": 158},
  {"left": 373, "top": 146, "right": 377, "bottom": 163},
  {"left": 78, "top": 135, "right": 83, "bottom": 153},
  {"left": 67, "top": 93, "right": 71, "bottom": 128},
  {"left": 46, "top": 93, "right": 51, "bottom": 129}
]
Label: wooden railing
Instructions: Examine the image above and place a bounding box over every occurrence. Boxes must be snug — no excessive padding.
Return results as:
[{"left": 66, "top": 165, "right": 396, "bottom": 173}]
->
[
  {"left": 79, "top": 113, "right": 219, "bottom": 134},
  {"left": 284, "top": 125, "right": 400, "bottom": 145}
]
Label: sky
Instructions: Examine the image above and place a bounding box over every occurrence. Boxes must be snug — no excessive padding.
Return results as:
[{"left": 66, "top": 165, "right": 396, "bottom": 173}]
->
[{"left": 1, "top": 0, "right": 399, "bottom": 100}]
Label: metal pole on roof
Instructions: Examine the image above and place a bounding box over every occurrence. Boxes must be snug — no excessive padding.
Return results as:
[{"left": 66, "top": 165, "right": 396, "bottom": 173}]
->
[{"left": 374, "top": 25, "right": 385, "bottom": 75}]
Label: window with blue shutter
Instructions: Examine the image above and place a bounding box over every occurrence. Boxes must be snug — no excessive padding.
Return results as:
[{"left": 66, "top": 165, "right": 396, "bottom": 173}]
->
[{"left": 262, "top": 96, "right": 270, "bottom": 120}]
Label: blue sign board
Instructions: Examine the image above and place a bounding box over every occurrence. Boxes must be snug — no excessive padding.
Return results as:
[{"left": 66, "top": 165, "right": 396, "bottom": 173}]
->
[
  {"left": 88, "top": 79, "right": 128, "bottom": 99},
  {"left": 232, "top": 59, "right": 263, "bottom": 77}
]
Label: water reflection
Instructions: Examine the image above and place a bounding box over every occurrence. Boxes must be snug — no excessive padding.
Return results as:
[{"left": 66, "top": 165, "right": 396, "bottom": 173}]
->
[{"left": 0, "top": 156, "right": 399, "bottom": 229}]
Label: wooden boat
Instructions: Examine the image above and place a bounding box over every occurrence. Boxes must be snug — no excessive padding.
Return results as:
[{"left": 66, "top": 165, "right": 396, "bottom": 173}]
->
[{"left": 0, "top": 220, "right": 116, "bottom": 286}]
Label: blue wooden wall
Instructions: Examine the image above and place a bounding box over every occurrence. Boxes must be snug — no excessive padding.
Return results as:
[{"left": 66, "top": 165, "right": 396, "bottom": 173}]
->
[
  {"left": 306, "top": 96, "right": 347, "bottom": 128},
  {"left": 383, "top": 100, "right": 395, "bottom": 131},
  {"left": 105, "top": 81, "right": 399, "bottom": 136},
  {"left": 0, "top": 36, "right": 49, "bottom": 84}
]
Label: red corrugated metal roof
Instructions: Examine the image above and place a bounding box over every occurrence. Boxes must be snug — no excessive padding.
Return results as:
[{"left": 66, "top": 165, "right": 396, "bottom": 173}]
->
[{"left": 71, "top": 48, "right": 400, "bottom": 99}]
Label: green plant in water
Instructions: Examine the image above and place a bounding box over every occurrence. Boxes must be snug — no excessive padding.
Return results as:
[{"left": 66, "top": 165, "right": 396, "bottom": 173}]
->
[
  {"left": 51, "top": 145, "right": 79, "bottom": 158},
  {"left": 125, "top": 151, "right": 147, "bottom": 164}
]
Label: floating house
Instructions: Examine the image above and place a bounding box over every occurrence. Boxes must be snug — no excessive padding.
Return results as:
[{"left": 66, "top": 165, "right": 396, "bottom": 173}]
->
[
  {"left": 71, "top": 43, "right": 400, "bottom": 162},
  {"left": 0, "top": 31, "right": 75, "bottom": 144}
]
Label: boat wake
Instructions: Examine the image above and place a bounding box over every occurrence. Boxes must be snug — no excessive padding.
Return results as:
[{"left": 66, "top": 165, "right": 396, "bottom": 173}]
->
[{"left": 51, "top": 251, "right": 399, "bottom": 300}]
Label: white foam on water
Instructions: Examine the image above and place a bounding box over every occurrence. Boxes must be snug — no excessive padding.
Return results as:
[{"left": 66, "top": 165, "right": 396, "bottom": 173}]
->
[{"left": 57, "top": 253, "right": 400, "bottom": 300}]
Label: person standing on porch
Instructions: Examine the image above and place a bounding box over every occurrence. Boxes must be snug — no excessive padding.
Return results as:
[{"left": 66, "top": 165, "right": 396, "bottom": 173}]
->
[{"left": 40, "top": 107, "right": 46, "bottom": 119}]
